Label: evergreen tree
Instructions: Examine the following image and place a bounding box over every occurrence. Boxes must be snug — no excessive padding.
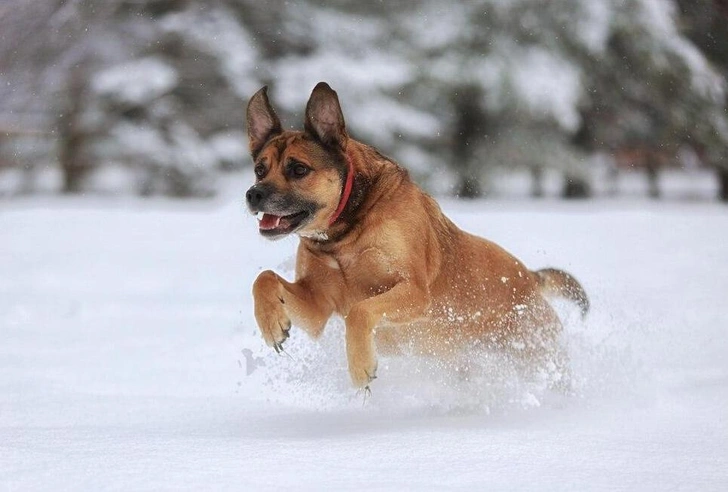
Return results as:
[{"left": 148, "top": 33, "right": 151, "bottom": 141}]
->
[
  {"left": 1, "top": 0, "right": 726, "bottom": 200},
  {"left": 675, "top": 0, "right": 728, "bottom": 201}
]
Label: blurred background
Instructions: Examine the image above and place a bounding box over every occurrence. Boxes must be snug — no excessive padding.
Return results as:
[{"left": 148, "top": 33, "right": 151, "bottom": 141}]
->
[{"left": 1, "top": 0, "right": 727, "bottom": 202}]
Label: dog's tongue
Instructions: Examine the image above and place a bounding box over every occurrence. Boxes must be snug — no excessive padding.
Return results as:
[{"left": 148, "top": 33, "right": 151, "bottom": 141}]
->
[{"left": 258, "top": 213, "right": 282, "bottom": 230}]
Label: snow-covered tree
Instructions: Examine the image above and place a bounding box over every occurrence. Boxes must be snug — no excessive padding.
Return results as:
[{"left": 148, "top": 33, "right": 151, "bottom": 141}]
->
[
  {"left": 1, "top": 0, "right": 135, "bottom": 193},
  {"left": 243, "top": 0, "right": 439, "bottom": 189},
  {"left": 676, "top": 0, "right": 728, "bottom": 201},
  {"left": 1, "top": 0, "right": 726, "bottom": 200},
  {"left": 387, "top": 0, "right": 727, "bottom": 198},
  {"left": 383, "top": 0, "right": 593, "bottom": 197},
  {"left": 571, "top": 0, "right": 727, "bottom": 198},
  {"left": 0, "top": 0, "right": 259, "bottom": 197}
]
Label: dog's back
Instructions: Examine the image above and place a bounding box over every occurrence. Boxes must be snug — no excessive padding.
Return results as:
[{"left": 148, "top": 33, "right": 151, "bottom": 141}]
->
[{"left": 357, "top": 157, "right": 587, "bottom": 359}]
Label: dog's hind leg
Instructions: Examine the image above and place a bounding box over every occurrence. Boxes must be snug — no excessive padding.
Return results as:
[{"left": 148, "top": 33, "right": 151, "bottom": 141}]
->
[
  {"left": 504, "top": 298, "right": 573, "bottom": 393},
  {"left": 531, "top": 309, "right": 573, "bottom": 394}
]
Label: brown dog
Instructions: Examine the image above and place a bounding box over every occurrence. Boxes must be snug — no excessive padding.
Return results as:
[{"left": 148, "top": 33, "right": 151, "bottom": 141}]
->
[{"left": 246, "top": 82, "right": 589, "bottom": 390}]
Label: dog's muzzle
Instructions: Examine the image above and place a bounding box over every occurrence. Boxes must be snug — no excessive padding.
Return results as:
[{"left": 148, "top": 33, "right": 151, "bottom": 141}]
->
[{"left": 246, "top": 183, "right": 273, "bottom": 212}]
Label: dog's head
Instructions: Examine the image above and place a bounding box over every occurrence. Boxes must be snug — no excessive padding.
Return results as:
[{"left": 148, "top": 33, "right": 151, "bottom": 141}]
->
[{"left": 245, "top": 82, "right": 350, "bottom": 240}]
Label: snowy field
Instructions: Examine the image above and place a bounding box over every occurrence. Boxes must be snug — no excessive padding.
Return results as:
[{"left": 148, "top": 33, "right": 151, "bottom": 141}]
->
[{"left": 2, "top": 191, "right": 728, "bottom": 490}]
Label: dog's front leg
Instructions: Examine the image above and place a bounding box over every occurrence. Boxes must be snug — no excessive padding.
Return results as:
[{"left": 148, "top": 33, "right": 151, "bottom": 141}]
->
[
  {"left": 252, "top": 270, "right": 333, "bottom": 351},
  {"left": 345, "top": 281, "right": 429, "bottom": 388}
]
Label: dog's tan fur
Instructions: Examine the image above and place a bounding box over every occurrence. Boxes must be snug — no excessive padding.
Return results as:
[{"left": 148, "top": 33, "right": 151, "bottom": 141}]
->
[{"left": 247, "top": 82, "right": 589, "bottom": 389}]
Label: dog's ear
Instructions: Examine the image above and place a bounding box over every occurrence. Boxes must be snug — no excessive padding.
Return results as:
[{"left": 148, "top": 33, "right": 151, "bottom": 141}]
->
[
  {"left": 247, "top": 86, "right": 282, "bottom": 158},
  {"left": 304, "top": 82, "right": 348, "bottom": 150}
]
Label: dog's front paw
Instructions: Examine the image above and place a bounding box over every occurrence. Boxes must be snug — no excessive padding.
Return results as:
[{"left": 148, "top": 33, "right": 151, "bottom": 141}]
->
[
  {"left": 257, "top": 304, "right": 291, "bottom": 353},
  {"left": 253, "top": 271, "right": 291, "bottom": 352},
  {"left": 345, "top": 305, "right": 378, "bottom": 388},
  {"left": 347, "top": 349, "right": 378, "bottom": 388}
]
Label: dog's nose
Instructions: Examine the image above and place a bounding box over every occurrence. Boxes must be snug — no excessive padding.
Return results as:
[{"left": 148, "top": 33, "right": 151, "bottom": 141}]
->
[{"left": 246, "top": 185, "right": 268, "bottom": 209}]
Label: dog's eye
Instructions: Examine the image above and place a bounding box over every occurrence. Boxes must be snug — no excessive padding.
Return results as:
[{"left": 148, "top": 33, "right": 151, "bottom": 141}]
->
[
  {"left": 291, "top": 163, "right": 310, "bottom": 178},
  {"left": 254, "top": 164, "right": 266, "bottom": 179}
]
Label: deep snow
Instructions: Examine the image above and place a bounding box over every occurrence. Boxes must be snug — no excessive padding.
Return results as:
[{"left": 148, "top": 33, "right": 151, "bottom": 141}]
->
[{"left": 1, "top": 194, "right": 727, "bottom": 491}]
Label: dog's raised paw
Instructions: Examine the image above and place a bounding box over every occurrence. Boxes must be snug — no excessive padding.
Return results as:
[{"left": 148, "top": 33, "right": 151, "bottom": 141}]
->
[{"left": 255, "top": 302, "right": 291, "bottom": 351}]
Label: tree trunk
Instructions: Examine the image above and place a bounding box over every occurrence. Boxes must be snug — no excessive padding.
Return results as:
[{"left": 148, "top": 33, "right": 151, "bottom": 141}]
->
[
  {"left": 57, "top": 68, "right": 91, "bottom": 194},
  {"left": 451, "top": 86, "right": 487, "bottom": 199},
  {"left": 531, "top": 166, "right": 544, "bottom": 198},
  {"left": 562, "top": 174, "right": 591, "bottom": 199},
  {"left": 58, "top": 132, "right": 88, "bottom": 194},
  {"left": 718, "top": 167, "right": 728, "bottom": 202},
  {"left": 456, "top": 174, "right": 482, "bottom": 199},
  {"left": 645, "top": 155, "right": 660, "bottom": 199}
]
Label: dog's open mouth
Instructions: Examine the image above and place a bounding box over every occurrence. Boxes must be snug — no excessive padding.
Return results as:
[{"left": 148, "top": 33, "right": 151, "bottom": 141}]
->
[{"left": 257, "top": 210, "right": 310, "bottom": 237}]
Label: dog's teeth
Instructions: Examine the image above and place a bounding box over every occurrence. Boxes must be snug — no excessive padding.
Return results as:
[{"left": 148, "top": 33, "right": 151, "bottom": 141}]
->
[
  {"left": 274, "top": 216, "right": 281, "bottom": 227},
  {"left": 256, "top": 211, "right": 264, "bottom": 220}
]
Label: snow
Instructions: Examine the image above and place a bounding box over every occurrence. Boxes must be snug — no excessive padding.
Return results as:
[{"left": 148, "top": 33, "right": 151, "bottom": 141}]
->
[
  {"left": 636, "top": 0, "right": 725, "bottom": 101},
  {"left": 575, "top": 0, "right": 612, "bottom": 55},
  {"left": 401, "top": 2, "right": 586, "bottom": 133},
  {"left": 272, "top": 51, "right": 428, "bottom": 146},
  {"left": 505, "top": 46, "right": 583, "bottom": 131},
  {"left": 402, "top": 2, "right": 470, "bottom": 52},
  {"left": 2, "top": 190, "right": 728, "bottom": 490},
  {"left": 160, "top": 5, "right": 260, "bottom": 99},
  {"left": 92, "top": 57, "right": 178, "bottom": 106}
]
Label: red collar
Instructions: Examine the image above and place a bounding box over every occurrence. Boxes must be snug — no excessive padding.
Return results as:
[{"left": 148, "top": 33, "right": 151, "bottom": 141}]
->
[{"left": 328, "top": 154, "right": 354, "bottom": 226}]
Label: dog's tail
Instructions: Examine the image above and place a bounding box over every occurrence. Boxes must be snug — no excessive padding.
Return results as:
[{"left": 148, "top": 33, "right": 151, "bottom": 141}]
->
[{"left": 534, "top": 268, "right": 590, "bottom": 319}]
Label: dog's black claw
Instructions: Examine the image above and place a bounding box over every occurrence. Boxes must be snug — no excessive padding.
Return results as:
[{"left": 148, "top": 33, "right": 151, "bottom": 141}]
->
[
  {"left": 273, "top": 342, "right": 282, "bottom": 354},
  {"left": 356, "top": 385, "right": 372, "bottom": 404},
  {"left": 362, "top": 385, "right": 372, "bottom": 405},
  {"left": 278, "top": 320, "right": 291, "bottom": 336}
]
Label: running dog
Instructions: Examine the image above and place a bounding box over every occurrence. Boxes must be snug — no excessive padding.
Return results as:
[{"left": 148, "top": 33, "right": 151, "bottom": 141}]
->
[{"left": 246, "top": 82, "right": 588, "bottom": 390}]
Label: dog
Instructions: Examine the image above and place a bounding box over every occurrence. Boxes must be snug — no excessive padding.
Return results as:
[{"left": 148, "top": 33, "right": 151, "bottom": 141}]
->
[{"left": 246, "top": 82, "right": 589, "bottom": 390}]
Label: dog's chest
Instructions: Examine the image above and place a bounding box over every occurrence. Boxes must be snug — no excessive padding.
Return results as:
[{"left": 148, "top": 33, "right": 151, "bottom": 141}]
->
[
  {"left": 330, "top": 248, "right": 400, "bottom": 295},
  {"left": 320, "top": 254, "right": 341, "bottom": 270}
]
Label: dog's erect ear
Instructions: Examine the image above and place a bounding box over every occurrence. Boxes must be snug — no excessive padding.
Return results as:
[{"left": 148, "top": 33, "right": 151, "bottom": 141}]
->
[
  {"left": 304, "top": 82, "right": 348, "bottom": 150},
  {"left": 247, "top": 86, "right": 282, "bottom": 158}
]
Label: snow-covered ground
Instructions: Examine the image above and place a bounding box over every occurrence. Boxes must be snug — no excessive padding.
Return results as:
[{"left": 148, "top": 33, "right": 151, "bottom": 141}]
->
[{"left": 2, "top": 193, "right": 727, "bottom": 491}]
